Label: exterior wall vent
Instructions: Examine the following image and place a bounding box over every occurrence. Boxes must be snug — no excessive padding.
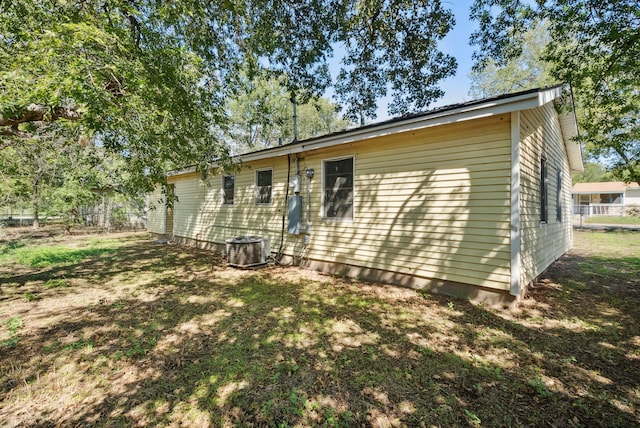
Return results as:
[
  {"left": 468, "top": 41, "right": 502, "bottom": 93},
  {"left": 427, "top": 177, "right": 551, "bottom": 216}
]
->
[{"left": 225, "top": 236, "right": 270, "bottom": 268}]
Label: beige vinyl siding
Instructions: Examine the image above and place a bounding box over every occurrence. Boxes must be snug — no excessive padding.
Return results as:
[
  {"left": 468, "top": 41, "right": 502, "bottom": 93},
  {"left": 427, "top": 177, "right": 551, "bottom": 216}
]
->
[
  {"left": 170, "top": 160, "right": 298, "bottom": 251},
  {"left": 147, "top": 87, "right": 581, "bottom": 298},
  {"left": 519, "top": 103, "right": 573, "bottom": 286},
  {"left": 146, "top": 185, "right": 166, "bottom": 234},
  {"left": 170, "top": 173, "right": 203, "bottom": 239},
  {"left": 165, "top": 115, "right": 512, "bottom": 289},
  {"left": 299, "top": 115, "right": 513, "bottom": 290},
  {"left": 625, "top": 188, "right": 640, "bottom": 206}
]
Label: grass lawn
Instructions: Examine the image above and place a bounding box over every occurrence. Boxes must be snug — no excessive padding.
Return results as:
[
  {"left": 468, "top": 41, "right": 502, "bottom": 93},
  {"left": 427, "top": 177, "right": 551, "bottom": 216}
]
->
[
  {"left": 584, "top": 215, "right": 640, "bottom": 225},
  {"left": 0, "top": 227, "right": 639, "bottom": 427}
]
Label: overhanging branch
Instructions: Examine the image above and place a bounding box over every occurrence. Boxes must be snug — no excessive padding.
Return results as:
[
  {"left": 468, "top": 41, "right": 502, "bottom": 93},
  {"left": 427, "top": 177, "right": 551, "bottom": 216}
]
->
[
  {"left": 0, "top": 126, "right": 31, "bottom": 139},
  {"left": 0, "top": 103, "right": 82, "bottom": 127}
]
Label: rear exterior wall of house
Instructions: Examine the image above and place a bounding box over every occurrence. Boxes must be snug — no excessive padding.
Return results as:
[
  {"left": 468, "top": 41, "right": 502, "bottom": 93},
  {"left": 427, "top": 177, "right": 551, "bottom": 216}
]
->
[
  {"left": 299, "top": 115, "right": 513, "bottom": 293},
  {"left": 166, "top": 157, "right": 298, "bottom": 252},
  {"left": 155, "top": 114, "right": 515, "bottom": 296}
]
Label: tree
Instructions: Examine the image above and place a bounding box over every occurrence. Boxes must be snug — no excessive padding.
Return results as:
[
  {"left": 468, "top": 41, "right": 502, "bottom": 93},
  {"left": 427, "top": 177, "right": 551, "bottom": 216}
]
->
[
  {"left": 1, "top": 1, "right": 226, "bottom": 191},
  {"left": 226, "top": 72, "right": 350, "bottom": 154},
  {"left": 0, "top": 124, "right": 106, "bottom": 228},
  {"left": 470, "top": 0, "right": 640, "bottom": 185},
  {"left": 333, "top": 0, "right": 457, "bottom": 120},
  {"left": 572, "top": 162, "right": 615, "bottom": 185},
  {"left": 468, "top": 22, "right": 555, "bottom": 98},
  {"left": 1, "top": 0, "right": 458, "bottom": 191}
]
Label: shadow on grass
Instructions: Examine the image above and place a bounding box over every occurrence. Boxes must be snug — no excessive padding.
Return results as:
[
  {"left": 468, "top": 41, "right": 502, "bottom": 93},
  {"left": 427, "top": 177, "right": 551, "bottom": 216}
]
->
[{"left": 0, "top": 237, "right": 638, "bottom": 427}]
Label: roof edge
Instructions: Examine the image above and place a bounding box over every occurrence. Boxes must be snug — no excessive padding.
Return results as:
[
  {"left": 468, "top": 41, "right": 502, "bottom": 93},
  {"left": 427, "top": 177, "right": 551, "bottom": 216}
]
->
[
  {"left": 169, "top": 85, "right": 570, "bottom": 177},
  {"left": 241, "top": 85, "right": 566, "bottom": 162}
]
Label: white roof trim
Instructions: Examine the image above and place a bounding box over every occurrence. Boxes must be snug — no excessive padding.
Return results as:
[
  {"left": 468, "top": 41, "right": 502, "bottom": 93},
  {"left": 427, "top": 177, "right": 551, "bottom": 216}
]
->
[
  {"left": 169, "top": 85, "right": 578, "bottom": 177},
  {"left": 242, "top": 87, "right": 563, "bottom": 163},
  {"left": 558, "top": 112, "right": 583, "bottom": 173},
  {"left": 168, "top": 167, "right": 197, "bottom": 177}
]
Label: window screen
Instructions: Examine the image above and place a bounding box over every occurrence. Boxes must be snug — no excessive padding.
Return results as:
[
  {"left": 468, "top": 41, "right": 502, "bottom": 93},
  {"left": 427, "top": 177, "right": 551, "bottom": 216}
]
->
[
  {"left": 256, "top": 169, "right": 272, "bottom": 204},
  {"left": 540, "top": 157, "right": 548, "bottom": 223},
  {"left": 223, "top": 175, "right": 234, "bottom": 205},
  {"left": 323, "top": 157, "right": 354, "bottom": 219}
]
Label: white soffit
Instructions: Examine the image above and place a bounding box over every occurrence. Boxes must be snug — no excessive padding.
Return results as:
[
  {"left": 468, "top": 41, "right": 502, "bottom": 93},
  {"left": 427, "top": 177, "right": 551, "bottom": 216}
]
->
[{"left": 558, "top": 112, "right": 584, "bottom": 173}]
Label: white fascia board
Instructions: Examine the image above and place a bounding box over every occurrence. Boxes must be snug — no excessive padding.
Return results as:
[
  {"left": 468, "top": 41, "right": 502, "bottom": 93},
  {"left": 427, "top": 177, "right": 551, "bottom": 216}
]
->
[
  {"left": 167, "top": 166, "right": 198, "bottom": 177},
  {"left": 558, "top": 112, "right": 584, "bottom": 173},
  {"left": 169, "top": 87, "right": 563, "bottom": 176},
  {"left": 537, "top": 85, "right": 564, "bottom": 105},
  {"left": 242, "top": 90, "right": 553, "bottom": 163}
]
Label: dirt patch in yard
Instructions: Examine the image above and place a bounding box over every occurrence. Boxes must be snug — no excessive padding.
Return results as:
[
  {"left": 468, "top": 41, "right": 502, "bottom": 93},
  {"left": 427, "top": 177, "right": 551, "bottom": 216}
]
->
[{"left": 1, "top": 227, "right": 639, "bottom": 427}]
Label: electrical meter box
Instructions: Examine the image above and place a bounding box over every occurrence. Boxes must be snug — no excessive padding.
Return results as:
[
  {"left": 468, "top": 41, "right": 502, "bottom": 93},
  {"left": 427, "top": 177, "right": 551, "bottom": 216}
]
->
[
  {"left": 290, "top": 175, "right": 301, "bottom": 193},
  {"left": 288, "top": 195, "right": 303, "bottom": 234}
]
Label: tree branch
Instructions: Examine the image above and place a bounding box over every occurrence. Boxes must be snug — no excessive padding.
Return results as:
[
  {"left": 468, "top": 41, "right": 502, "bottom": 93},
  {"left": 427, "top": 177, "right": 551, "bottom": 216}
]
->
[
  {"left": 0, "top": 104, "right": 82, "bottom": 127},
  {"left": 0, "top": 122, "right": 34, "bottom": 140},
  {"left": 613, "top": 145, "right": 640, "bottom": 185},
  {"left": 0, "top": 138, "right": 17, "bottom": 150}
]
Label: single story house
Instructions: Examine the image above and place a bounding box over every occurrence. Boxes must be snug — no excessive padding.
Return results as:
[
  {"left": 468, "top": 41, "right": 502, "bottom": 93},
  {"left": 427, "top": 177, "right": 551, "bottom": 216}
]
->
[
  {"left": 148, "top": 85, "right": 583, "bottom": 304},
  {"left": 572, "top": 181, "right": 640, "bottom": 216}
]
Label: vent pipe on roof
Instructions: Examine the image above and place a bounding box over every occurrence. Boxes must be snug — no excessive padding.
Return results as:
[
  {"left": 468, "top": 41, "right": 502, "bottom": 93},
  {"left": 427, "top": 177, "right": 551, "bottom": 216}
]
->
[{"left": 290, "top": 96, "right": 298, "bottom": 142}]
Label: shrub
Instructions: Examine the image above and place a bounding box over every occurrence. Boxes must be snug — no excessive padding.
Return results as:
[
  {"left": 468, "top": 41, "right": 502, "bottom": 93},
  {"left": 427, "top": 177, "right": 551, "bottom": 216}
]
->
[{"left": 625, "top": 205, "right": 640, "bottom": 217}]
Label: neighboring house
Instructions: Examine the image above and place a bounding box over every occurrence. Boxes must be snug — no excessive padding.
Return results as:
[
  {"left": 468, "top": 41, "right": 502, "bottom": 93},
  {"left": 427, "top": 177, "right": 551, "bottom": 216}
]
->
[
  {"left": 572, "top": 182, "right": 640, "bottom": 216},
  {"left": 148, "top": 85, "right": 583, "bottom": 304}
]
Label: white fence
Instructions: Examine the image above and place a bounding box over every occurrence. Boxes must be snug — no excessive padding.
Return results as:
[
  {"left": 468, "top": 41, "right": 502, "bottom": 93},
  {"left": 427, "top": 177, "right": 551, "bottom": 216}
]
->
[
  {"left": 1, "top": 199, "right": 148, "bottom": 231},
  {"left": 573, "top": 203, "right": 625, "bottom": 217},
  {"left": 0, "top": 209, "right": 39, "bottom": 226}
]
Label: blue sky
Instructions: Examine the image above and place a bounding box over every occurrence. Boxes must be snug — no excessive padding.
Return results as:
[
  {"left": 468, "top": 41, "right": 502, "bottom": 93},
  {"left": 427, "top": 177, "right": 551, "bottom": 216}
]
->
[
  {"left": 327, "top": 1, "right": 479, "bottom": 122},
  {"left": 435, "top": 1, "right": 478, "bottom": 107}
]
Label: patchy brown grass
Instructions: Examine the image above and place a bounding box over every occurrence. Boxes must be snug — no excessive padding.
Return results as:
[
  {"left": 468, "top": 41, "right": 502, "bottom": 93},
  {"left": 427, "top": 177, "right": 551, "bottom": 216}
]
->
[{"left": 0, "top": 227, "right": 638, "bottom": 427}]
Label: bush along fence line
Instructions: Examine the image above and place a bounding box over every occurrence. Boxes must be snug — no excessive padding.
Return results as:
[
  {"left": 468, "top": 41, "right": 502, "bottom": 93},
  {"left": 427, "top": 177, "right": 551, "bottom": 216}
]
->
[{"left": 1, "top": 199, "right": 148, "bottom": 231}]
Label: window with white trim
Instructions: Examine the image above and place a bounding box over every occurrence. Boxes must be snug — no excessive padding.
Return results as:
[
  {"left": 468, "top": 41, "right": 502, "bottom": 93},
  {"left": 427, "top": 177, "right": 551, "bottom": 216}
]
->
[
  {"left": 223, "top": 175, "right": 235, "bottom": 205},
  {"left": 255, "top": 169, "right": 272, "bottom": 204},
  {"left": 323, "top": 156, "right": 354, "bottom": 220},
  {"left": 540, "top": 155, "right": 548, "bottom": 223},
  {"left": 556, "top": 169, "right": 562, "bottom": 222}
]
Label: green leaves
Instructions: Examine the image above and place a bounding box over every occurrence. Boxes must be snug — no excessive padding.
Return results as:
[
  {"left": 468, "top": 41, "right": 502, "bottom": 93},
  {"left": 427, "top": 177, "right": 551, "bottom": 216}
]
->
[
  {"left": 225, "top": 70, "right": 350, "bottom": 153},
  {"left": 336, "top": 0, "right": 457, "bottom": 120},
  {"left": 470, "top": 0, "right": 640, "bottom": 184},
  {"left": 1, "top": 1, "right": 224, "bottom": 185},
  {"left": 469, "top": 21, "right": 556, "bottom": 99},
  {"left": 2, "top": 0, "right": 461, "bottom": 190}
]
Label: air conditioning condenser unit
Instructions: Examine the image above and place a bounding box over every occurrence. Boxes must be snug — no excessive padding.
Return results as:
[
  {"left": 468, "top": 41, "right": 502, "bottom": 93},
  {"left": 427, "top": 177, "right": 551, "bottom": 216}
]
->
[{"left": 225, "top": 236, "right": 270, "bottom": 268}]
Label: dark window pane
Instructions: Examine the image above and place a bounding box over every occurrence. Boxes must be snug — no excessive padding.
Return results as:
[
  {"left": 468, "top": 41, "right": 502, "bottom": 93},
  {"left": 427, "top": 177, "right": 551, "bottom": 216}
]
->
[
  {"left": 223, "top": 175, "right": 234, "bottom": 205},
  {"left": 324, "top": 157, "right": 354, "bottom": 219},
  {"left": 257, "top": 170, "right": 272, "bottom": 186},
  {"left": 540, "top": 158, "right": 548, "bottom": 222},
  {"left": 556, "top": 170, "right": 562, "bottom": 222},
  {"left": 256, "top": 170, "right": 272, "bottom": 204}
]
